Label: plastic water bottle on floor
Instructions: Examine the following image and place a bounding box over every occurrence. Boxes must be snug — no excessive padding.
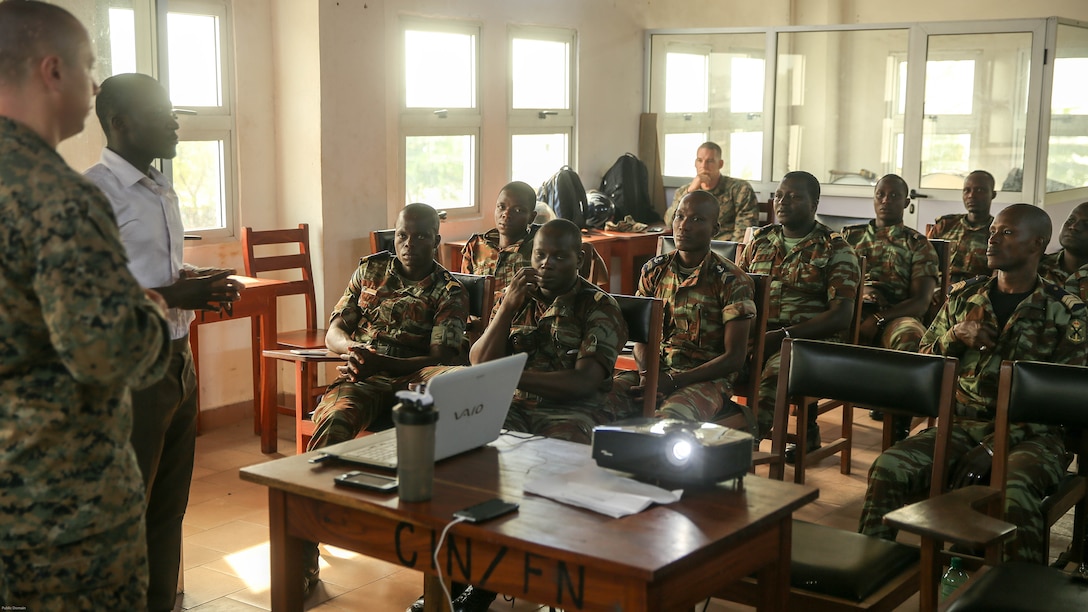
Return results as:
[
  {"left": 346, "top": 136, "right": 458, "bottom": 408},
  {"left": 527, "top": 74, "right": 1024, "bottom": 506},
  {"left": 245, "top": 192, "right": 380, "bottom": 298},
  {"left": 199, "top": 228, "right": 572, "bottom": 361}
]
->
[{"left": 940, "top": 556, "right": 969, "bottom": 600}]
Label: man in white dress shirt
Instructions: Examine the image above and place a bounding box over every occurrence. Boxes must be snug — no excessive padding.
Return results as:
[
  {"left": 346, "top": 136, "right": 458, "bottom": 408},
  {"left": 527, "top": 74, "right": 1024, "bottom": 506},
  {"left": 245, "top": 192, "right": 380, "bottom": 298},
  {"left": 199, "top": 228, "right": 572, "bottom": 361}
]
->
[{"left": 85, "top": 73, "right": 242, "bottom": 612}]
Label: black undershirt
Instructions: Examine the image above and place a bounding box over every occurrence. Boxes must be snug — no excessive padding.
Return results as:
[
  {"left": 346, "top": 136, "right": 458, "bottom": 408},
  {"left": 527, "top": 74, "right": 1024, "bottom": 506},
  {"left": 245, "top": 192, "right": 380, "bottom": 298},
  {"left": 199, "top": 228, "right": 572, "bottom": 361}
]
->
[{"left": 989, "top": 285, "right": 1033, "bottom": 330}]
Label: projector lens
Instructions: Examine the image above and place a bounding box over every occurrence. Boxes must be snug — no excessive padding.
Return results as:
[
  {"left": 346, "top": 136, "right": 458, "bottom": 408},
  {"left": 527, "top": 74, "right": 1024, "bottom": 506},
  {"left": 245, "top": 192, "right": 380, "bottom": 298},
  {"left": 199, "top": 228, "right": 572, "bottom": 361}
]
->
[{"left": 669, "top": 439, "right": 693, "bottom": 464}]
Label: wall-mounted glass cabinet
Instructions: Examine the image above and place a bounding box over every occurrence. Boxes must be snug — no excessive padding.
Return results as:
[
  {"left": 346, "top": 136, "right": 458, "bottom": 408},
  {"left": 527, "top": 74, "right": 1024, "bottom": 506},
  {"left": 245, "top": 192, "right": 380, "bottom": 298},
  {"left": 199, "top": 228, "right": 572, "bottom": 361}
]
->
[{"left": 647, "top": 17, "right": 1088, "bottom": 209}]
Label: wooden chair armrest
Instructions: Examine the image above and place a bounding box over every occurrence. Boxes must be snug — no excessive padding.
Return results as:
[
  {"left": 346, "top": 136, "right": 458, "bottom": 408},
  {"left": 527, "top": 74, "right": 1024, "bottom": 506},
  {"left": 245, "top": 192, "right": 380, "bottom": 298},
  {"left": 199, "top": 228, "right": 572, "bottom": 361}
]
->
[{"left": 884, "top": 486, "right": 1016, "bottom": 550}]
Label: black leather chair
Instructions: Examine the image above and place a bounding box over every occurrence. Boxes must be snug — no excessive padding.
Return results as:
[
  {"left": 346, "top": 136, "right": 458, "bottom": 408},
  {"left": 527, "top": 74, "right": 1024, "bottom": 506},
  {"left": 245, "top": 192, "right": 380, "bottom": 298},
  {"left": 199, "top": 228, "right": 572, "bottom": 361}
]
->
[
  {"left": 450, "top": 272, "right": 495, "bottom": 323},
  {"left": 887, "top": 360, "right": 1088, "bottom": 611},
  {"left": 610, "top": 294, "right": 664, "bottom": 418},
  {"left": 369, "top": 228, "right": 395, "bottom": 254},
  {"left": 719, "top": 339, "right": 961, "bottom": 611}
]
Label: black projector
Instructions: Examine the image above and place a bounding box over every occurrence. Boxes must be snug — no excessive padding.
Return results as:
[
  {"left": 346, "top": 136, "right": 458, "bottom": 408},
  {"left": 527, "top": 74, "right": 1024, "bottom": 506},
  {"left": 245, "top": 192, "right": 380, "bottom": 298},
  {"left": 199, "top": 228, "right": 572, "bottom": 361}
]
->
[{"left": 592, "top": 418, "right": 753, "bottom": 485}]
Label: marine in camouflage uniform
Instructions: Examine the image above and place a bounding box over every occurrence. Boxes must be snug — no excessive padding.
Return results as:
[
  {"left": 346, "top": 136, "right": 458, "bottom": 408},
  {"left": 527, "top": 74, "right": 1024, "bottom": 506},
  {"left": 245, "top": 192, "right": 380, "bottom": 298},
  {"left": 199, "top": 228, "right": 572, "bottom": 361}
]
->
[
  {"left": 306, "top": 251, "right": 468, "bottom": 449},
  {"left": 841, "top": 221, "right": 939, "bottom": 352},
  {"left": 737, "top": 221, "right": 860, "bottom": 437},
  {"left": 859, "top": 204, "right": 1088, "bottom": 564},
  {"left": 0, "top": 116, "right": 173, "bottom": 608},
  {"left": 665, "top": 175, "right": 760, "bottom": 242},
  {"left": 1037, "top": 249, "right": 1088, "bottom": 301},
  {"left": 610, "top": 250, "right": 755, "bottom": 422}
]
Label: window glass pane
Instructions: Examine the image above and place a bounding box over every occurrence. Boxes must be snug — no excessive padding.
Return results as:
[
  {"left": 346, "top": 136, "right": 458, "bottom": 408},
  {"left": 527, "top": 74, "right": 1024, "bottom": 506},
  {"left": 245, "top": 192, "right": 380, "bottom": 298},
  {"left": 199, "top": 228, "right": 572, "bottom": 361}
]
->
[
  {"left": 729, "top": 57, "right": 764, "bottom": 113},
  {"left": 512, "top": 38, "right": 569, "bottom": 110},
  {"left": 1047, "top": 24, "right": 1088, "bottom": 192},
  {"left": 729, "top": 131, "right": 762, "bottom": 180},
  {"left": 664, "top": 52, "right": 708, "bottom": 113},
  {"left": 511, "top": 133, "right": 568, "bottom": 190},
  {"left": 773, "top": 29, "right": 909, "bottom": 183},
  {"left": 108, "top": 8, "right": 137, "bottom": 76},
  {"left": 919, "top": 33, "right": 1031, "bottom": 190},
  {"left": 405, "top": 135, "right": 475, "bottom": 209},
  {"left": 405, "top": 30, "right": 476, "bottom": 109},
  {"left": 167, "top": 12, "right": 222, "bottom": 106},
  {"left": 174, "top": 140, "right": 226, "bottom": 231},
  {"left": 663, "top": 133, "right": 706, "bottom": 177}
]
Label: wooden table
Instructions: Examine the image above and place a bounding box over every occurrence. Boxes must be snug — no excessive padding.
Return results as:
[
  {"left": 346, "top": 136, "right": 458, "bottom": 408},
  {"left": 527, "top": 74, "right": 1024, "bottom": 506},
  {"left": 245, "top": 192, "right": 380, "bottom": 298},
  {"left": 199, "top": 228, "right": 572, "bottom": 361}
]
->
[
  {"left": 593, "top": 230, "right": 668, "bottom": 295},
  {"left": 190, "top": 275, "right": 287, "bottom": 453},
  {"left": 240, "top": 436, "right": 818, "bottom": 611}
]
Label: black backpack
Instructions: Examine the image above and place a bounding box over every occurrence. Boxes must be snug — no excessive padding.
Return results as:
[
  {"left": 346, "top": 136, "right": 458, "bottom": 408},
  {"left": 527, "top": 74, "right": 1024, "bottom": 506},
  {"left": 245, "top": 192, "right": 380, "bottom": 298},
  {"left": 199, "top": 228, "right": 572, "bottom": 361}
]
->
[
  {"left": 600, "top": 153, "right": 657, "bottom": 224},
  {"left": 537, "top": 166, "right": 588, "bottom": 229}
]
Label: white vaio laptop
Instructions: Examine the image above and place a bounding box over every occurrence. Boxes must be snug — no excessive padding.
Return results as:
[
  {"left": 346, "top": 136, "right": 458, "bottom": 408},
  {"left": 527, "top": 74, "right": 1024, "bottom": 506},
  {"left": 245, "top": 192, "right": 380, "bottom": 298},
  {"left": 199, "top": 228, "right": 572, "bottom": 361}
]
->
[{"left": 318, "top": 352, "right": 528, "bottom": 470}]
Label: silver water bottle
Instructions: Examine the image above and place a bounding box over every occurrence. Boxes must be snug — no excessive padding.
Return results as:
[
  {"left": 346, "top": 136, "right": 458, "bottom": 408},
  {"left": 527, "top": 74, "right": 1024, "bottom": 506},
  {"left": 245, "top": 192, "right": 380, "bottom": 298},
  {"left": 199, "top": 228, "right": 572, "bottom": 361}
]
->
[{"left": 392, "top": 389, "right": 438, "bottom": 502}]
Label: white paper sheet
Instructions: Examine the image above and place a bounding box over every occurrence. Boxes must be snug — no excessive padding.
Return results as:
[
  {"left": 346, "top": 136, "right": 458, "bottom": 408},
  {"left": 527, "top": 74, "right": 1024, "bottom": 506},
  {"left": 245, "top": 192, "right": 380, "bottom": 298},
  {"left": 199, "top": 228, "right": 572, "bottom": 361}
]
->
[{"left": 524, "top": 463, "right": 683, "bottom": 518}]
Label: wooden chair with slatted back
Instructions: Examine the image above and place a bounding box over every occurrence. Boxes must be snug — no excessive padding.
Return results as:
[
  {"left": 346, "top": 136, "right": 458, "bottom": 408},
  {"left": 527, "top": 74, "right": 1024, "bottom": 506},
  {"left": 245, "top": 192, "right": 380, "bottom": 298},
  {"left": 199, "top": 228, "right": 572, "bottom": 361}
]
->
[
  {"left": 610, "top": 294, "right": 664, "bottom": 418},
  {"left": 241, "top": 224, "right": 328, "bottom": 436}
]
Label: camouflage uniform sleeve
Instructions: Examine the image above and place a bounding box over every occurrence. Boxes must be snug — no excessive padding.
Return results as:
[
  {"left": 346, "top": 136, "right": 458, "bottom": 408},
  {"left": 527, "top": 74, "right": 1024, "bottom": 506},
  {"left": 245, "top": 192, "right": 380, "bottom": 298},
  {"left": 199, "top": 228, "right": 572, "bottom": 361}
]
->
[
  {"left": 330, "top": 262, "right": 366, "bottom": 330},
  {"left": 34, "top": 187, "right": 171, "bottom": 388},
  {"left": 1067, "top": 266, "right": 1088, "bottom": 302},
  {"left": 460, "top": 237, "right": 477, "bottom": 274},
  {"left": 429, "top": 274, "right": 470, "bottom": 354},
  {"left": 826, "top": 237, "right": 860, "bottom": 303},
  {"left": 1049, "top": 291, "right": 1088, "bottom": 367},
  {"left": 664, "top": 185, "right": 690, "bottom": 226},
  {"left": 721, "top": 267, "right": 757, "bottom": 322},
  {"left": 920, "top": 284, "right": 971, "bottom": 357},
  {"left": 912, "top": 234, "right": 941, "bottom": 281},
  {"left": 730, "top": 183, "right": 761, "bottom": 242},
  {"left": 578, "top": 292, "right": 628, "bottom": 375},
  {"left": 637, "top": 255, "right": 666, "bottom": 298}
]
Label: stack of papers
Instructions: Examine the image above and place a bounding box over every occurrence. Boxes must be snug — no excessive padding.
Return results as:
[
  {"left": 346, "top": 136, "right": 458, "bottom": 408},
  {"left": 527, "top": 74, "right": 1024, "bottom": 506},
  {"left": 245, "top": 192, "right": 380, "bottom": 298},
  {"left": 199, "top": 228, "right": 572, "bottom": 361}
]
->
[{"left": 525, "top": 463, "right": 682, "bottom": 518}]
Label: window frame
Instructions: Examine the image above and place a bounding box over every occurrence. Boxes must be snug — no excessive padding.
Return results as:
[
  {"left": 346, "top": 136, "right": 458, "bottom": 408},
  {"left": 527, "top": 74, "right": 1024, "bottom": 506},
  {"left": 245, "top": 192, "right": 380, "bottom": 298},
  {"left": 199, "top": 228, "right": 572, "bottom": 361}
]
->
[
  {"left": 646, "top": 18, "right": 1054, "bottom": 209},
  {"left": 102, "top": 0, "right": 238, "bottom": 241},
  {"left": 507, "top": 25, "right": 577, "bottom": 187},
  {"left": 399, "top": 17, "right": 483, "bottom": 217}
]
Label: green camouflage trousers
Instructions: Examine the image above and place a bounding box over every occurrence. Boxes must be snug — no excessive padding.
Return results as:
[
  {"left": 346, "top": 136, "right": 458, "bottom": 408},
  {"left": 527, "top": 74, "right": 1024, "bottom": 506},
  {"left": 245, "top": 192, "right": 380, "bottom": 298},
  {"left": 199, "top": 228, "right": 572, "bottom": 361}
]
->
[
  {"left": 504, "top": 393, "right": 622, "bottom": 445},
  {"left": 0, "top": 515, "right": 147, "bottom": 611},
  {"left": 858, "top": 423, "right": 1065, "bottom": 563},
  {"left": 878, "top": 316, "right": 926, "bottom": 352},
  {"left": 610, "top": 371, "right": 740, "bottom": 423},
  {"left": 307, "top": 369, "right": 448, "bottom": 450},
  {"left": 757, "top": 350, "right": 821, "bottom": 446}
]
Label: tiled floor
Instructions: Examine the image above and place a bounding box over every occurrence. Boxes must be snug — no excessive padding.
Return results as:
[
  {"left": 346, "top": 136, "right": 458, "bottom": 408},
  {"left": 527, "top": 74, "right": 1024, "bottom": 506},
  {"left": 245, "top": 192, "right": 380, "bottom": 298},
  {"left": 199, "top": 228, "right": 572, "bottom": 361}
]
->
[{"left": 179, "top": 411, "right": 1074, "bottom": 611}]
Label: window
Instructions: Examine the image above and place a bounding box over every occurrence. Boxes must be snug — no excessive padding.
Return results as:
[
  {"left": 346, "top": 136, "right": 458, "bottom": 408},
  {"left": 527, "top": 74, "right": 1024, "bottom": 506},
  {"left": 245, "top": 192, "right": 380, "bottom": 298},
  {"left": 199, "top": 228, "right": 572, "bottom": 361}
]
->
[
  {"left": 102, "top": 0, "right": 236, "bottom": 238},
  {"left": 1046, "top": 24, "right": 1088, "bottom": 193},
  {"left": 401, "top": 21, "right": 480, "bottom": 211},
  {"left": 508, "top": 26, "right": 575, "bottom": 191},
  {"left": 650, "top": 33, "right": 766, "bottom": 183},
  {"left": 918, "top": 33, "right": 1032, "bottom": 191}
]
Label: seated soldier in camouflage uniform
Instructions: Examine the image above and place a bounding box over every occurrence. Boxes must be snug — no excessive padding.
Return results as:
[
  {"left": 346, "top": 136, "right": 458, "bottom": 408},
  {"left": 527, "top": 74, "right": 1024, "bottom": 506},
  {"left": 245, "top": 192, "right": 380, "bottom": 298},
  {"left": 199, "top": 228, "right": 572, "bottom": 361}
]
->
[
  {"left": 471, "top": 219, "right": 628, "bottom": 444},
  {"left": 1038, "top": 201, "right": 1088, "bottom": 301},
  {"left": 859, "top": 204, "right": 1087, "bottom": 564},
  {"left": 460, "top": 181, "right": 538, "bottom": 299},
  {"left": 610, "top": 190, "right": 756, "bottom": 427},
  {"left": 842, "top": 174, "right": 939, "bottom": 436},
  {"left": 927, "top": 170, "right": 998, "bottom": 284},
  {"left": 664, "top": 141, "right": 760, "bottom": 242},
  {"left": 302, "top": 203, "right": 468, "bottom": 594},
  {"left": 737, "top": 171, "right": 860, "bottom": 460}
]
